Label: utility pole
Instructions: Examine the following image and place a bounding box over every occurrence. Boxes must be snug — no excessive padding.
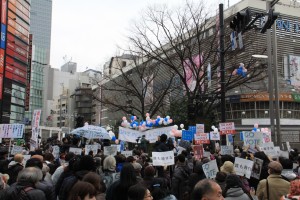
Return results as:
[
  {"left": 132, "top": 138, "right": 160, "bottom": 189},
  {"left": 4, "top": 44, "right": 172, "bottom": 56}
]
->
[{"left": 219, "top": 3, "right": 226, "bottom": 145}]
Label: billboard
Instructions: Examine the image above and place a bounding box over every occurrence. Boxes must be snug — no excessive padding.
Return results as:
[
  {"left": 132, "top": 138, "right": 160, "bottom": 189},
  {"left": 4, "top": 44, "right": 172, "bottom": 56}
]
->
[
  {"left": 1, "top": 23, "right": 6, "bottom": 49},
  {"left": 25, "top": 34, "right": 32, "bottom": 111},
  {"left": 183, "top": 53, "right": 204, "bottom": 92},
  {"left": 1, "top": 0, "right": 7, "bottom": 25},
  {"left": 0, "top": 48, "right": 4, "bottom": 73},
  {"left": 288, "top": 55, "right": 300, "bottom": 89}
]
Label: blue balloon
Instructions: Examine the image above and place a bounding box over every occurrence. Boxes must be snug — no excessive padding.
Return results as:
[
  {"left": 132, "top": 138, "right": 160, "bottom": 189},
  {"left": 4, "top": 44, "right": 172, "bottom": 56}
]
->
[
  {"left": 111, "top": 136, "right": 116, "bottom": 141},
  {"left": 252, "top": 127, "right": 257, "bottom": 132}
]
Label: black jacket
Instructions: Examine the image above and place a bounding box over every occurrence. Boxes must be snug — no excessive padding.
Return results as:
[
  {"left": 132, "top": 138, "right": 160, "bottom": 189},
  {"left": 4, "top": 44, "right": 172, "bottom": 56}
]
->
[
  {"left": 171, "top": 163, "right": 191, "bottom": 200},
  {"left": 7, "top": 162, "right": 24, "bottom": 185},
  {"left": 5, "top": 182, "right": 46, "bottom": 200}
]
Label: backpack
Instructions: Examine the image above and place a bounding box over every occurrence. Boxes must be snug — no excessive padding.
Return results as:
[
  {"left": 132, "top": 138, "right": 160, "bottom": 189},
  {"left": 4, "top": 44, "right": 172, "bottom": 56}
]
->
[
  {"left": 9, "top": 186, "right": 34, "bottom": 200},
  {"left": 101, "top": 172, "right": 120, "bottom": 188}
]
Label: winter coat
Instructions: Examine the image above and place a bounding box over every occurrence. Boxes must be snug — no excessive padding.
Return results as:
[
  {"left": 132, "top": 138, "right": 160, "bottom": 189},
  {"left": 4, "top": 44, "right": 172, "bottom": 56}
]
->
[
  {"left": 36, "top": 180, "right": 56, "bottom": 200},
  {"left": 256, "top": 174, "right": 290, "bottom": 200},
  {"left": 188, "top": 172, "right": 206, "bottom": 192},
  {"left": 171, "top": 163, "right": 190, "bottom": 200},
  {"left": 224, "top": 187, "right": 252, "bottom": 200},
  {"left": 0, "top": 158, "right": 9, "bottom": 173},
  {"left": 5, "top": 182, "right": 46, "bottom": 200},
  {"left": 7, "top": 161, "right": 23, "bottom": 185}
]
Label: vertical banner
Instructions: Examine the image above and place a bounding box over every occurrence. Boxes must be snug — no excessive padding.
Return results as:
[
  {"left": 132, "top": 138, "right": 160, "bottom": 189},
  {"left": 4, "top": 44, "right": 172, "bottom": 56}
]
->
[
  {"left": 31, "top": 109, "right": 41, "bottom": 143},
  {"left": 25, "top": 34, "right": 32, "bottom": 111}
]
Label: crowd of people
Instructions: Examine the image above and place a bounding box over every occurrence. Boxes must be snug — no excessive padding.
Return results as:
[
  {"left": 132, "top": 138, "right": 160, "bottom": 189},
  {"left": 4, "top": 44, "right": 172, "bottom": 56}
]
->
[{"left": 0, "top": 133, "right": 300, "bottom": 200}]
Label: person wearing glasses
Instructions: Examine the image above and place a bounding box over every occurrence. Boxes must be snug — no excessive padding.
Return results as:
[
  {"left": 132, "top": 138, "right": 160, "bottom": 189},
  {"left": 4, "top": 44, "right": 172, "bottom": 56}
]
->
[{"left": 128, "top": 184, "right": 153, "bottom": 200}]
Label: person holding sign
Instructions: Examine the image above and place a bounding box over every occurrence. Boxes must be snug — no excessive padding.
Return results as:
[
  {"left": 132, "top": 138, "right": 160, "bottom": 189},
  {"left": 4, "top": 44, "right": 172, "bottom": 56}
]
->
[
  {"left": 222, "top": 174, "right": 252, "bottom": 200},
  {"left": 256, "top": 161, "right": 290, "bottom": 200}
]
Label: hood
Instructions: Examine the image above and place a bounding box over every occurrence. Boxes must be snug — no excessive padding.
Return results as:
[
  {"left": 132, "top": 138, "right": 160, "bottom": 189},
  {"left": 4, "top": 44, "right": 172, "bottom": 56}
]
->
[
  {"left": 281, "top": 169, "right": 297, "bottom": 181},
  {"left": 226, "top": 187, "right": 245, "bottom": 197},
  {"left": 8, "top": 161, "right": 22, "bottom": 168}
]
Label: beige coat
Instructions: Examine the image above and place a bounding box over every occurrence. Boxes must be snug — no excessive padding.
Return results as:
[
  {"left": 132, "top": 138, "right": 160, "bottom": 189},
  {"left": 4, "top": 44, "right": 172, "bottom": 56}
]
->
[{"left": 256, "top": 174, "right": 290, "bottom": 200}]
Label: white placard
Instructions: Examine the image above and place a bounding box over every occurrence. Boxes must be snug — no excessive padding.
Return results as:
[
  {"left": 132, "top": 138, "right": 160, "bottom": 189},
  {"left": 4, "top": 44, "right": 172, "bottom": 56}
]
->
[
  {"left": 220, "top": 145, "right": 234, "bottom": 155},
  {"left": 280, "top": 150, "right": 289, "bottom": 158},
  {"left": 69, "top": 147, "right": 82, "bottom": 155},
  {"left": 0, "top": 124, "right": 24, "bottom": 138},
  {"left": 203, "top": 151, "right": 211, "bottom": 158},
  {"left": 11, "top": 145, "right": 23, "bottom": 155},
  {"left": 234, "top": 157, "right": 254, "bottom": 179},
  {"left": 176, "top": 146, "right": 186, "bottom": 155},
  {"left": 152, "top": 151, "right": 174, "bottom": 166},
  {"left": 274, "top": 146, "right": 280, "bottom": 157},
  {"left": 202, "top": 160, "right": 219, "bottom": 179},
  {"left": 121, "top": 151, "right": 133, "bottom": 157},
  {"left": 111, "top": 144, "right": 121, "bottom": 152},
  {"left": 251, "top": 157, "right": 263, "bottom": 179},
  {"left": 196, "top": 124, "right": 205, "bottom": 133},
  {"left": 104, "top": 146, "right": 118, "bottom": 156},
  {"left": 52, "top": 146, "right": 60, "bottom": 159},
  {"left": 243, "top": 131, "right": 263, "bottom": 148},
  {"left": 85, "top": 145, "right": 98, "bottom": 155},
  {"left": 22, "top": 155, "right": 31, "bottom": 165},
  {"left": 119, "top": 126, "right": 172, "bottom": 143},
  {"left": 210, "top": 132, "right": 220, "bottom": 140},
  {"left": 260, "top": 142, "right": 276, "bottom": 157}
]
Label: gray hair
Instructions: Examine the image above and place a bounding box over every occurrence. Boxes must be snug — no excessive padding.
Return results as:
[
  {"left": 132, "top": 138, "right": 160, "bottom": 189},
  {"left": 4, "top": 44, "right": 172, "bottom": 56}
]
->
[
  {"left": 17, "top": 167, "right": 43, "bottom": 184},
  {"left": 103, "top": 156, "right": 116, "bottom": 171}
]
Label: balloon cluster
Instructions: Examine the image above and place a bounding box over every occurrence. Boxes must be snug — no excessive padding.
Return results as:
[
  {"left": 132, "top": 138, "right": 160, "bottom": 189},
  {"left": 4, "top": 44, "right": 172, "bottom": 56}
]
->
[
  {"left": 121, "top": 113, "right": 173, "bottom": 131},
  {"left": 252, "top": 123, "right": 260, "bottom": 132},
  {"left": 232, "top": 63, "right": 247, "bottom": 77},
  {"left": 211, "top": 125, "right": 219, "bottom": 133}
]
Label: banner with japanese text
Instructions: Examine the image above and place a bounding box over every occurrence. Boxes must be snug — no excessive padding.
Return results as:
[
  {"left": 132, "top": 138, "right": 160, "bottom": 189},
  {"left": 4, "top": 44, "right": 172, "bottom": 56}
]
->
[
  {"left": 234, "top": 157, "right": 254, "bottom": 179},
  {"left": 152, "top": 151, "right": 174, "bottom": 166},
  {"left": 219, "top": 122, "right": 236, "bottom": 135}
]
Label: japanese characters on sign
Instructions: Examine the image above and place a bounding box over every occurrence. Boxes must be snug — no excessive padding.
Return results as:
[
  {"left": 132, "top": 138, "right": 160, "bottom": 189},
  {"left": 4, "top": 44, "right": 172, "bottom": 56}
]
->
[
  {"left": 220, "top": 145, "right": 234, "bottom": 155},
  {"left": 69, "top": 147, "right": 82, "bottom": 155},
  {"left": 202, "top": 160, "right": 219, "bottom": 179},
  {"left": 11, "top": 145, "right": 23, "bottom": 155},
  {"left": 121, "top": 151, "right": 133, "bottom": 157},
  {"left": 234, "top": 157, "right": 254, "bottom": 179},
  {"left": 104, "top": 146, "right": 118, "bottom": 156},
  {"left": 194, "top": 133, "right": 210, "bottom": 144},
  {"left": 52, "top": 145, "right": 60, "bottom": 159},
  {"left": 260, "top": 142, "right": 276, "bottom": 157},
  {"left": 219, "top": 122, "right": 236, "bottom": 135},
  {"left": 182, "top": 130, "right": 194, "bottom": 141},
  {"left": 193, "top": 145, "right": 204, "bottom": 160},
  {"left": 85, "top": 145, "right": 98, "bottom": 155},
  {"left": 210, "top": 131, "right": 220, "bottom": 141},
  {"left": 0, "top": 124, "right": 24, "bottom": 138},
  {"left": 152, "top": 151, "right": 175, "bottom": 166}
]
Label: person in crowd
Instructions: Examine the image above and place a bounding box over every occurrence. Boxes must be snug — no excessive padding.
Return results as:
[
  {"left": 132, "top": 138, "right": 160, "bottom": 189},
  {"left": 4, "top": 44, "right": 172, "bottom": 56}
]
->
[
  {"left": 25, "top": 157, "right": 56, "bottom": 200},
  {"left": 59, "top": 155, "right": 96, "bottom": 200},
  {"left": 188, "top": 160, "right": 206, "bottom": 192},
  {"left": 222, "top": 174, "right": 252, "bottom": 200},
  {"left": 215, "top": 172, "right": 227, "bottom": 192},
  {"left": 5, "top": 167, "right": 46, "bottom": 200},
  {"left": 293, "top": 156, "right": 300, "bottom": 176},
  {"left": 128, "top": 184, "right": 153, "bottom": 200},
  {"left": 171, "top": 154, "right": 191, "bottom": 200},
  {"left": 256, "top": 161, "right": 290, "bottom": 200},
  {"left": 281, "top": 179, "right": 300, "bottom": 200},
  {"left": 52, "top": 152, "right": 75, "bottom": 185},
  {"left": 220, "top": 161, "right": 235, "bottom": 174},
  {"left": 82, "top": 172, "right": 106, "bottom": 200},
  {"left": 94, "top": 156, "right": 102, "bottom": 175},
  {"left": 140, "top": 165, "right": 167, "bottom": 190},
  {"left": 139, "top": 135, "right": 149, "bottom": 154},
  {"left": 7, "top": 153, "right": 24, "bottom": 185},
  {"left": 192, "top": 179, "right": 224, "bottom": 200},
  {"left": 0, "top": 148, "right": 9, "bottom": 173},
  {"left": 44, "top": 153, "right": 58, "bottom": 175},
  {"left": 100, "top": 155, "right": 120, "bottom": 189},
  {"left": 67, "top": 181, "right": 96, "bottom": 200},
  {"left": 106, "top": 163, "right": 138, "bottom": 200},
  {"left": 154, "top": 134, "right": 170, "bottom": 152},
  {"left": 279, "top": 157, "right": 297, "bottom": 182}
]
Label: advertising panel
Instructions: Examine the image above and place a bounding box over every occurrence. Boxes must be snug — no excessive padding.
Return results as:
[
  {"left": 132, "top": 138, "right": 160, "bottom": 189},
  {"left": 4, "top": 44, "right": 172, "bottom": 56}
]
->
[
  {"left": 1, "top": 23, "right": 6, "bottom": 49},
  {"left": 7, "top": 40, "right": 27, "bottom": 57},
  {"left": 5, "top": 70, "right": 26, "bottom": 84},
  {"left": 25, "top": 34, "right": 32, "bottom": 111},
  {"left": 0, "top": 48, "right": 4, "bottom": 73},
  {"left": 6, "top": 48, "right": 28, "bottom": 64},
  {"left": 0, "top": 74, "right": 3, "bottom": 99},
  {"left": 1, "top": 0, "right": 7, "bottom": 25},
  {"left": 7, "top": 16, "right": 29, "bottom": 36},
  {"left": 6, "top": 55, "right": 27, "bottom": 71},
  {"left": 7, "top": 33, "right": 29, "bottom": 51},
  {"left": 7, "top": 24, "right": 28, "bottom": 43},
  {"left": 288, "top": 55, "right": 300, "bottom": 89}
]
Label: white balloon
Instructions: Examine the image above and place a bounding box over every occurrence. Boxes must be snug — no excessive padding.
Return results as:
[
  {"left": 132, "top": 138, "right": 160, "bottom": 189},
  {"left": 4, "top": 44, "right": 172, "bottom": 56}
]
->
[
  {"left": 180, "top": 124, "right": 184, "bottom": 129},
  {"left": 174, "top": 125, "right": 178, "bottom": 130},
  {"left": 159, "top": 120, "right": 163, "bottom": 125},
  {"left": 211, "top": 125, "right": 215, "bottom": 130},
  {"left": 214, "top": 128, "right": 218, "bottom": 133},
  {"left": 163, "top": 121, "right": 167, "bottom": 125}
]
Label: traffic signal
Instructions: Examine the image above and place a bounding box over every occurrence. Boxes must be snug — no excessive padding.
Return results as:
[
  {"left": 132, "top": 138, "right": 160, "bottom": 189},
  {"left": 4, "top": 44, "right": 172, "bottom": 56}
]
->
[
  {"left": 260, "top": 9, "right": 279, "bottom": 33},
  {"left": 229, "top": 9, "right": 252, "bottom": 32}
]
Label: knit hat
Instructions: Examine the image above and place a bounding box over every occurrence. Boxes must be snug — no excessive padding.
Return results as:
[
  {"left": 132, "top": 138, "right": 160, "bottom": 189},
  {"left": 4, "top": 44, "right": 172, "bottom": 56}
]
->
[
  {"left": 220, "top": 161, "right": 235, "bottom": 174},
  {"left": 103, "top": 156, "right": 116, "bottom": 171},
  {"left": 144, "top": 166, "right": 155, "bottom": 177}
]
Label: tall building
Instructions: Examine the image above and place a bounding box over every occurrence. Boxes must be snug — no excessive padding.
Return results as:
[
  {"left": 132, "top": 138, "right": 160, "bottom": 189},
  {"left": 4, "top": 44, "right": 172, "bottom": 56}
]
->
[
  {"left": 0, "top": 0, "right": 31, "bottom": 123},
  {"left": 25, "top": 0, "right": 52, "bottom": 124}
]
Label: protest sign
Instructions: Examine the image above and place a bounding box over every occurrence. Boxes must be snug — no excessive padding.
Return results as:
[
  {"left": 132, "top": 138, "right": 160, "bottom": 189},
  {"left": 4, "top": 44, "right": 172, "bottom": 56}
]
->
[
  {"left": 193, "top": 145, "right": 203, "bottom": 160},
  {"left": 196, "top": 124, "right": 205, "bottom": 133},
  {"left": 203, "top": 151, "right": 211, "bottom": 158},
  {"left": 85, "top": 145, "right": 98, "bottom": 155},
  {"left": 152, "top": 151, "right": 174, "bottom": 166},
  {"left": 189, "top": 126, "right": 196, "bottom": 134},
  {"left": 69, "top": 147, "right": 82, "bottom": 155},
  {"left": 52, "top": 145, "right": 60, "bottom": 159},
  {"left": 202, "top": 160, "right": 219, "bottom": 179},
  {"left": 22, "top": 155, "right": 31, "bottom": 165},
  {"left": 182, "top": 130, "right": 194, "bottom": 141},
  {"left": 111, "top": 144, "right": 121, "bottom": 152},
  {"left": 274, "top": 146, "right": 280, "bottom": 157},
  {"left": 215, "top": 142, "right": 220, "bottom": 151},
  {"left": 194, "top": 133, "right": 210, "bottom": 144},
  {"left": 210, "top": 131, "right": 220, "bottom": 141},
  {"left": 234, "top": 157, "right": 254, "bottom": 179},
  {"left": 0, "top": 124, "right": 24, "bottom": 138},
  {"left": 243, "top": 131, "right": 263, "bottom": 148},
  {"left": 219, "top": 122, "right": 235, "bottom": 135},
  {"left": 220, "top": 145, "right": 234, "bottom": 155},
  {"left": 11, "top": 145, "right": 23, "bottom": 155},
  {"left": 280, "top": 150, "right": 289, "bottom": 158},
  {"left": 121, "top": 151, "right": 133, "bottom": 157},
  {"left": 177, "top": 146, "right": 186, "bottom": 155},
  {"left": 104, "top": 146, "right": 118, "bottom": 156},
  {"left": 251, "top": 157, "right": 263, "bottom": 179},
  {"left": 178, "top": 140, "right": 191, "bottom": 149},
  {"left": 261, "top": 128, "right": 271, "bottom": 143},
  {"left": 260, "top": 142, "right": 276, "bottom": 157}
]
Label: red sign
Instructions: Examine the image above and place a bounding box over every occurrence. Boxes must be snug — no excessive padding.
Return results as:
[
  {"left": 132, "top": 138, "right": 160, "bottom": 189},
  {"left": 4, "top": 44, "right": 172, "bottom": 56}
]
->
[
  {"left": 1, "top": 0, "right": 7, "bottom": 25},
  {"left": 6, "top": 48, "right": 28, "bottom": 64},
  {"left": 5, "top": 70, "right": 26, "bottom": 84},
  {"left": 193, "top": 145, "right": 204, "bottom": 160},
  {"left": 5, "top": 63, "right": 26, "bottom": 78},
  {"left": 219, "top": 122, "right": 236, "bottom": 135}
]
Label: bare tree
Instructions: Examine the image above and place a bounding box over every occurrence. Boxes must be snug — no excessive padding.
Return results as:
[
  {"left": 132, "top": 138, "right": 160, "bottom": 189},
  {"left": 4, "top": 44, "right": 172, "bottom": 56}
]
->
[{"left": 125, "top": 0, "right": 267, "bottom": 124}]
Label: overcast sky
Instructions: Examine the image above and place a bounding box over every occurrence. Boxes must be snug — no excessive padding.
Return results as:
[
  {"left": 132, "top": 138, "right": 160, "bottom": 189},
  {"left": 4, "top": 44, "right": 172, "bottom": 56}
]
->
[{"left": 50, "top": 0, "right": 241, "bottom": 72}]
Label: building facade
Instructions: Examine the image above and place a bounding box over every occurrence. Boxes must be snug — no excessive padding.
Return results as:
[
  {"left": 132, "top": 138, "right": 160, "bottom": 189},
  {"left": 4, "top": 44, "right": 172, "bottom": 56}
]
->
[{"left": 0, "top": 0, "right": 31, "bottom": 123}]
